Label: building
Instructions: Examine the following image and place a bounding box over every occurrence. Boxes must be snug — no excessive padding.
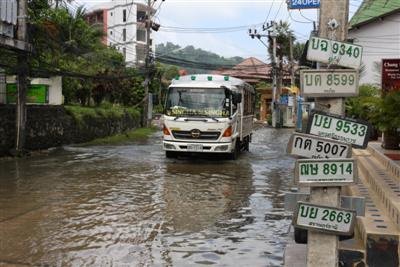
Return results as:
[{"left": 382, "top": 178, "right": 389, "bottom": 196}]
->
[
  {"left": 213, "top": 57, "right": 296, "bottom": 123},
  {"left": 348, "top": 0, "right": 400, "bottom": 85},
  {"left": 86, "top": 0, "right": 155, "bottom": 66}
]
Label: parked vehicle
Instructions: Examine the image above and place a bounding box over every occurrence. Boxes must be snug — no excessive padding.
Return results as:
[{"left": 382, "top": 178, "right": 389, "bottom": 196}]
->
[{"left": 162, "top": 74, "right": 255, "bottom": 159}]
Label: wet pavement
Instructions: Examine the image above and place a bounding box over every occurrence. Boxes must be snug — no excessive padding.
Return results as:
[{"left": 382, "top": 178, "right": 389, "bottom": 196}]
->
[{"left": 0, "top": 126, "right": 295, "bottom": 266}]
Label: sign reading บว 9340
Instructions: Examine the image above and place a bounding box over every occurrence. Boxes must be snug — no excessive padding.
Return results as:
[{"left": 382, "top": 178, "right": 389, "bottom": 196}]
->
[{"left": 306, "top": 111, "right": 371, "bottom": 149}]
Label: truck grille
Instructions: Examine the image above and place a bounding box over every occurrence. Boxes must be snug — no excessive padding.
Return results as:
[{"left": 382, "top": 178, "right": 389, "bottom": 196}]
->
[{"left": 172, "top": 130, "right": 221, "bottom": 140}]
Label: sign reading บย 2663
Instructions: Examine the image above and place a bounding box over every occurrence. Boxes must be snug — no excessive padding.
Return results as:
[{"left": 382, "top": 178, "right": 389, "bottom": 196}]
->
[
  {"left": 307, "top": 37, "right": 363, "bottom": 69},
  {"left": 293, "top": 202, "right": 356, "bottom": 235},
  {"left": 295, "top": 158, "right": 357, "bottom": 186},
  {"left": 306, "top": 111, "right": 370, "bottom": 149},
  {"left": 288, "top": 0, "right": 320, "bottom": 9},
  {"left": 300, "top": 69, "right": 359, "bottom": 97}
]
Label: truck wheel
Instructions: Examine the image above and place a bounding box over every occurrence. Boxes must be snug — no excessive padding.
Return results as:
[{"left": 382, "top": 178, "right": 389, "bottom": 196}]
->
[
  {"left": 229, "top": 140, "right": 240, "bottom": 160},
  {"left": 166, "top": 151, "right": 177, "bottom": 158}
]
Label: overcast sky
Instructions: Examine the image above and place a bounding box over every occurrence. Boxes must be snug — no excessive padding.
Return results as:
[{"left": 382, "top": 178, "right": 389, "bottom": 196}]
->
[{"left": 77, "top": 0, "right": 362, "bottom": 62}]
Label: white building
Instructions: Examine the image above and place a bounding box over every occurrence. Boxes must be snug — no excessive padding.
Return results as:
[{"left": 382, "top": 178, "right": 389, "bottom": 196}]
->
[
  {"left": 86, "top": 0, "right": 155, "bottom": 67},
  {"left": 348, "top": 0, "right": 400, "bottom": 85}
]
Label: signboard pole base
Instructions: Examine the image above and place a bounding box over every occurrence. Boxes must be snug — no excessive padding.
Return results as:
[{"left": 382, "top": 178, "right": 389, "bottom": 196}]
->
[{"left": 307, "top": 187, "right": 340, "bottom": 267}]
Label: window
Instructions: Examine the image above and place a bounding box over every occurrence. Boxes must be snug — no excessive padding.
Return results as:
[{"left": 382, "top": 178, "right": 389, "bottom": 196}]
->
[
  {"left": 110, "top": 31, "right": 113, "bottom": 35},
  {"left": 137, "top": 29, "right": 146, "bottom": 42},
  {"left": 123, "top": 47, "right": 126, "bottom": 59},
  {"left": 110, "top": 12, "right": 113, "bottom": 16},
  {"left": 137, "top": 11, "right": 146, "bottom": 22},
  {"left": 122, "top": 28, "right": 126, "bottom": 41},
  {"left": 123, "top": 9, "right": 127, "bottom": 22}
]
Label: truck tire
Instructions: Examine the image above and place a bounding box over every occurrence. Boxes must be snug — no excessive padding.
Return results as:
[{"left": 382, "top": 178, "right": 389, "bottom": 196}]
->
[
  {"left": 166, "top": 151, "right": 177, "bottom": 158},
  {"left": 229, "top": 139, "right": 240, "bottom": 160}
]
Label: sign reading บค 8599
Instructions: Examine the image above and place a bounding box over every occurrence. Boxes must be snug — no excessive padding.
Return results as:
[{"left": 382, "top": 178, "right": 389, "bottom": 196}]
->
[
  {"left": 300, "top": 69, "right": 359, "bottom": 97},
  {"left": 307, "top": 37, "right": 363, "bottom": 69},
  {"left": 288, "top": 0, "right": 320, "bottom": 9},
  {"left": 307, "top": 111, "right": 370, "bottom": 149}
]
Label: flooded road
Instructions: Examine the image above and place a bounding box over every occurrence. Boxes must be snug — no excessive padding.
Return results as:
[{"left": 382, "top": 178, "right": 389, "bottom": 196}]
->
[{"left": 0, "top": 127, "right": 295, "bottom": 267}]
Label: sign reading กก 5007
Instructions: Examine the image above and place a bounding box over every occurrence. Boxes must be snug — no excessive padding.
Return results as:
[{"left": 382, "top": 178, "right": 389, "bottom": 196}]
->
[{"left": 307, "top": 37, "right": 363, "bottom": 69}]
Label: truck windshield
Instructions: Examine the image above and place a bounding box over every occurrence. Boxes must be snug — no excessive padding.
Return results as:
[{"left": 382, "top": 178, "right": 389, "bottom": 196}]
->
[{"left": 165, "top": 87, "right": 230, "bottom": 117}]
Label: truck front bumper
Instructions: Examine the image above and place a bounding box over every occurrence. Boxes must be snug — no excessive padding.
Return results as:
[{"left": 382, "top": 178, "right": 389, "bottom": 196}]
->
[{"left": 163, "top": 140, "right": 234, "bottom": 153}]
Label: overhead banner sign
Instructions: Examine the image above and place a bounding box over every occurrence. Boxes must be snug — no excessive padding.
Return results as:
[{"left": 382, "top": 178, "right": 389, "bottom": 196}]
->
[
  {"left": 307, "top": 37, "right": 363, "bottom": 69},
  {"left": 300, "top": 69, "right": 359, "bottom": 97},
  {"left": 287, "top": 133, "right": 352, "bottom": 159},
  {"left": 306, "top": 111, "right": 371, "bottom": 149},
  {"left": 293, "top": 202, "right": 356, "bottom": 235},
  {"left": 295, "top": 158, "right": 357, "bottom": 186},
  {"left": 381, "top": 58, "right": 400, "bottom": 94},
  {"left": 288, "top": 0, "right": 320, "bottom": 9}
]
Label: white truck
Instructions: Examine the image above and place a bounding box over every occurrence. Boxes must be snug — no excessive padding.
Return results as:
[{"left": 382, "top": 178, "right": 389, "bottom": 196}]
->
[{"left": 162, "top": 74, "right": 255, "bottom": 159}]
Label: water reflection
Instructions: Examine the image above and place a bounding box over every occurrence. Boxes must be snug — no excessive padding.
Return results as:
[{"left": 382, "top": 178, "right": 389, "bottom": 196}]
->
[{"left": 0, "top": 127, "right": 294, "bottom": 266}]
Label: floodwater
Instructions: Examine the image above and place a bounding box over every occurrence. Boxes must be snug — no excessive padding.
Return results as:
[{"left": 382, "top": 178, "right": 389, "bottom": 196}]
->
[{"left": 0, "top": 127, "right": 295, "bottom": 267}]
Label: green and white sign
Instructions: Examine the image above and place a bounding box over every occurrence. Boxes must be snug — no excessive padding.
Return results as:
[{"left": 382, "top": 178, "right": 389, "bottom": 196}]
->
[
  {"left": 295, "top": 158, "right": 357, "bottom": 186},
  {"left": 306, "top": 37, "right": 363, "bottom": 69},
  {"left": 293, "top": 202, "right": 356, "bottom": 235},
  {"left": 306, "top": 111, "right": 370, "bottom": 149},
  {"left": 300, "top": 69, "right": 359, "bottom": 97},
  {"left": 6, "top": 84, "right": 48, "bottom": 104},
  {"left": 287, "top": 133, "right": 352, "bottom": 159}
]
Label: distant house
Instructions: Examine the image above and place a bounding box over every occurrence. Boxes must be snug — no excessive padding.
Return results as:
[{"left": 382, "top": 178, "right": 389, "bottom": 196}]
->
[
  {"left": 86, "top": 0, "right": 155, "bottom": 67},
  {"left": 213, "top": 57, "right": 295, "bottom": 122},
  {"left": 348, "top": 0, "right": 400, "bottom": 85}
]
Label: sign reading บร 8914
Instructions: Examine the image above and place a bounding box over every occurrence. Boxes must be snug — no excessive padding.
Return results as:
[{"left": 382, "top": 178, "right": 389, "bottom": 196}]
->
[
  {"left": 295, "top": 158, "right": 357, "bottom": 186},
  {"left": 307, "top": 111, "right": 370, "bottom": 149}
]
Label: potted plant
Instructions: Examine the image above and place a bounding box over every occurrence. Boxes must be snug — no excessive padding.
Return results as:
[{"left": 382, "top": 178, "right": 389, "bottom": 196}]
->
[
  {"left": 346, "top": 84, "right": 381, "bottom": 140},
  {"left": 374, "top": 92, "right": 400, "bottom": 149}
]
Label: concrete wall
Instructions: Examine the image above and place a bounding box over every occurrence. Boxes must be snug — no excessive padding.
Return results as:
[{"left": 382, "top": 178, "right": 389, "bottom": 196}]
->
[
  {"left": 4, "top": 76, "right": 63, "bottom": 105},
  {"left": 0, "top": 105, "right": 141, "bottom": 156},
  {"left": 348, "top": 13, "right": 400, "bottom": 85}
]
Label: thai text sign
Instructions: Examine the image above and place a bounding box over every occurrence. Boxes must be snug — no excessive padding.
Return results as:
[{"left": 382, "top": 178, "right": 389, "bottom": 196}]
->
[
  {"left": 6, "top": 84, "right": 48, "bottom": 104},
  {"left": 300, "top": 69, "right": 359, "bottom": 97},
  {"left": 382, "top": 58, "right": 400, "bottom": 94},
  {"left": 295, "top": 158, "right": 357, "bottom": 186},
  {"left": 288, "top": 0, "right": 320, "bottom": 9},
  {"left": 293, "top": 202, "right": 356, "bottom": 235},
  {"left": 287, "top": 133, "right": 352, "bottom": 159},
  {"left": 306, "top": 111, "right": 370, "bottom": 149},
  {"left": 307, "top": 37, "right": 363, "bottom": 69}
]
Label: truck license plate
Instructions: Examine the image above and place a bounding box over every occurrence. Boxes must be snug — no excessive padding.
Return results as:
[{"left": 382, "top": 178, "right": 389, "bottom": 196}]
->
[{"left": 187, "top": 144, "right": 203, "bottom": 152}]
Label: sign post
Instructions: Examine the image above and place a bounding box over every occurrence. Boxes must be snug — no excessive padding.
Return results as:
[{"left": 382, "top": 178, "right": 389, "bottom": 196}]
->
[
  {"left": 306, "top": 111, "right": 371, "bottom": 149},
  {"left": 293, "top": 202, "right": 356, "bottom": 235},
  {"left": 300, "top": 69, "right": 359, "bottom": 97}
]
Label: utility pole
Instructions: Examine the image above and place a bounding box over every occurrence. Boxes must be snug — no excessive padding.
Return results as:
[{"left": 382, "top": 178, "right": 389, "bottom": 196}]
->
[
  {"left": 306, "top": 0, "right": 350, "bottom": 266},
  {"left": 270, "top": 22, "right": 278, "bottom": 128},
  {"left": 15, "top": 0, "right": 29, "bottom": 155},
  {"left": 289, "top": 34, "right": 295, "bottom": 87},
  {"left": 142, "top": 0, "right": 152, "bottom": 127}
]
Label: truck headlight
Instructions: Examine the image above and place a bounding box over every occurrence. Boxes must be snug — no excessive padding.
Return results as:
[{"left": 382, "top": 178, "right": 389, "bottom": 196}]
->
[
  {"left": 215, "top": 145, "right": 229, "bottom": 151},
  {"left": 164, "top": 143, "right": 176, "bottom": 150}
]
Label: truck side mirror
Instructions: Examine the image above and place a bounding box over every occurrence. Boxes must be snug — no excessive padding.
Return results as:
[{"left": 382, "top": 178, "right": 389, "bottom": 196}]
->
[{"left": 233, "top": 93, "right": 242, "bottom": 104}]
